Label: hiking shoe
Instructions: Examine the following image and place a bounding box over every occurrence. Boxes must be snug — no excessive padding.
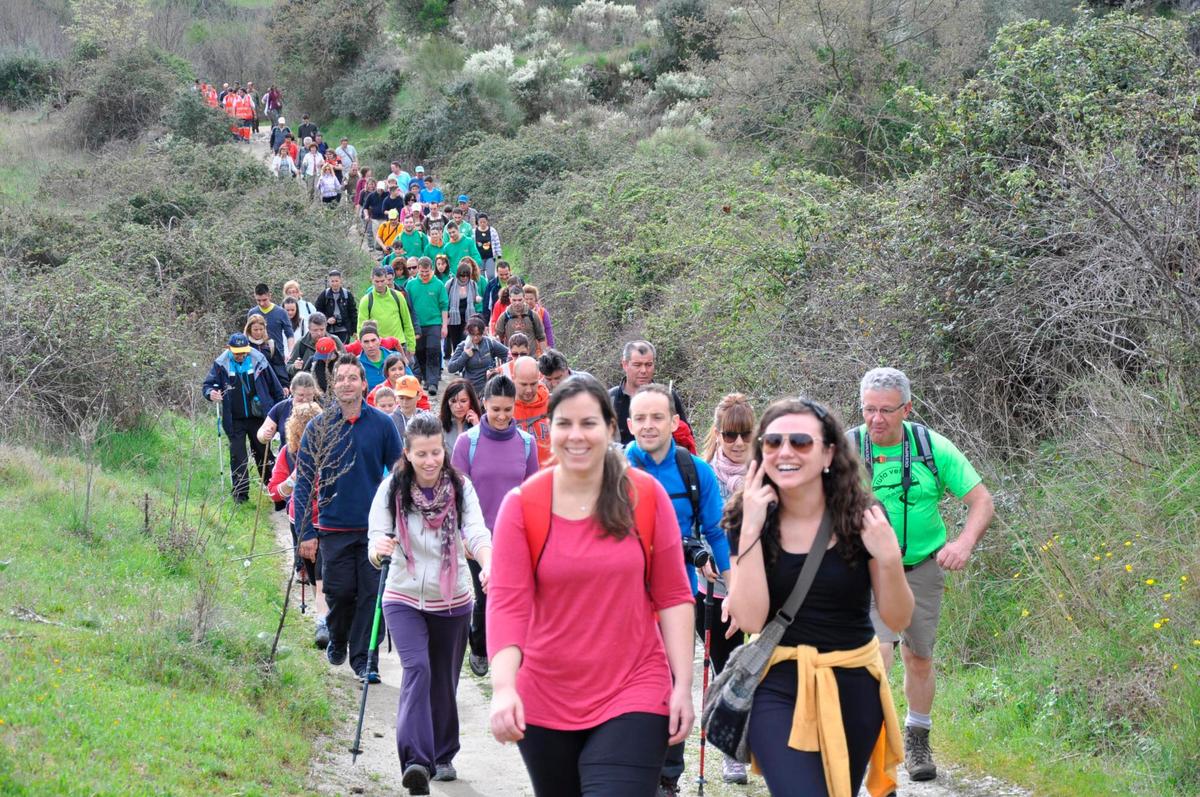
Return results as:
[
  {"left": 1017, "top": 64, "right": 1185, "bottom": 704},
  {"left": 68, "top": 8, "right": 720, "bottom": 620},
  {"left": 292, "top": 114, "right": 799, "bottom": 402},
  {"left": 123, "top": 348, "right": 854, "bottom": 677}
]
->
[
  {"left": 357, "top": 669, "right": 380, "bottom": 684},
  {"left": 314, "top": 617, "right": 330, "bottom": 650},
  {"left": 468, "top": 652, "right": 489, "bottom": 676},
  {"left": 656, "top": 780, "right": 680, "bottom": 797},
  {"left": 432, "top": 762, "right": 457, "bottom": 782},
  {"left": 722, "top": 756, "right": 748, "bottom": 784},
  {"left": 904, "top": 725, "right": 937, "bottom": 781},
  {"left": 402, "top": 764, "right": 431, "bottom": 795},
  {"left": 325, "top": 640, "right": 347, "bottom": 667}
]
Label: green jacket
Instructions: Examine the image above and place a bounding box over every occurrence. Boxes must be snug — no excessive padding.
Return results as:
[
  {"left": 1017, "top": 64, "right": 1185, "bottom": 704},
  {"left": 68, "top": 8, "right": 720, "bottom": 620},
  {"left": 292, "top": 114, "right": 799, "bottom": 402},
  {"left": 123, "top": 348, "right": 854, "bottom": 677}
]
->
[{"left": 357, "top": 287, "right": 416, "bottom": 352}]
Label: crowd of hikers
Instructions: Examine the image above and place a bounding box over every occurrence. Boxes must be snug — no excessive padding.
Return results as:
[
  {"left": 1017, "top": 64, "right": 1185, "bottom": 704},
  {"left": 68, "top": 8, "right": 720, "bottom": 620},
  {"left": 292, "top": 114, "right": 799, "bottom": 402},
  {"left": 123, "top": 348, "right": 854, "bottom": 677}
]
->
[{"left": 200, "top": 139, "right": 996, "bottom": 797}]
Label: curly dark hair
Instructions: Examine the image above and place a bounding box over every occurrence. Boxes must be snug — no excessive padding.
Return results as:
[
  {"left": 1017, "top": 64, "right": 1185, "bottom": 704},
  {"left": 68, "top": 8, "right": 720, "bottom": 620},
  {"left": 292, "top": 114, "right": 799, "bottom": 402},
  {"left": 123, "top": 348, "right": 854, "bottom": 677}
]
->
[{"left": 721, "top": 398, "right": 872, "bottom": 569}]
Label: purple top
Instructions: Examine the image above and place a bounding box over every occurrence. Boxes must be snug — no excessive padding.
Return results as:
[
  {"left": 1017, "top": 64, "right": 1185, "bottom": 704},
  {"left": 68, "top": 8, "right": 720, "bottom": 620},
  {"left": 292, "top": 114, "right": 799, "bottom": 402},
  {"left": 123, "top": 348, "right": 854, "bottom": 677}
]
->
[{"left": 451, "top": 416, "right": 540, "bottom": 529}]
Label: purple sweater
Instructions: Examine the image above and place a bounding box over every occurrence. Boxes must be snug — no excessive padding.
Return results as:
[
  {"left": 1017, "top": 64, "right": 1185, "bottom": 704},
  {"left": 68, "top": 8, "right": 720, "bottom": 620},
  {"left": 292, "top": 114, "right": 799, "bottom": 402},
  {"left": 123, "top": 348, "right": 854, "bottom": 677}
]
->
[{"left": 451, "top": 416, "right": 540, "bottom": 529}]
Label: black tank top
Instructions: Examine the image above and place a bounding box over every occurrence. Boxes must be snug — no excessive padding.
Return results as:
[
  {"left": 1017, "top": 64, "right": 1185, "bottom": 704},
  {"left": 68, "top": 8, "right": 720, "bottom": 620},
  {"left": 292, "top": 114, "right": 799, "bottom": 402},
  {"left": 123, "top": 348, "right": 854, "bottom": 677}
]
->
[{"left": 763, "top": 544, "right": 875, "bottom": 652}]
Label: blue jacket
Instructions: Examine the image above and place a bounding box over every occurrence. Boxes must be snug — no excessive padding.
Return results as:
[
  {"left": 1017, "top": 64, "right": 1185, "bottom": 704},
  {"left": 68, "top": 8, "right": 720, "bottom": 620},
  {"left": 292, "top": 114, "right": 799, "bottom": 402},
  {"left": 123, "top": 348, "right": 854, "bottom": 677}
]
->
[
  {"left": 292, "top": 402, "right": 403, "bottom": 540},
  {"left": 201, "top": 349, "right": 285, "bottom": 435},
  {"left": 625, "top": 440, "right": 731, "bottom": 595},
  {"left": 246, "top": 304, "right": 294, "bottom": 355}
]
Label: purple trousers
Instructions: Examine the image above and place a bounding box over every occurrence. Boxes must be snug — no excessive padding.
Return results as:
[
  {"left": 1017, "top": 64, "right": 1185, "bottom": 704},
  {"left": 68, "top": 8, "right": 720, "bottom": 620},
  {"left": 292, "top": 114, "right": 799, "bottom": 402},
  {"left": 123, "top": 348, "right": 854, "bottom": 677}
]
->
[{"left": 382, "top": 601, "right": 471, "bottom": 770}]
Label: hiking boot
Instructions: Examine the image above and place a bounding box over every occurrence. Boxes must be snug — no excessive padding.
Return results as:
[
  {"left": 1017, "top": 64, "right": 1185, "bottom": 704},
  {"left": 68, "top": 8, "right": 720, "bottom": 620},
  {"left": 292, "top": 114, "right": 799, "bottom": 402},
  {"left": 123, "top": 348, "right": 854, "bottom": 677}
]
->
[
  {"left": 402, "top": 764, "right": 431, "bottom": 795},
  {"left": 656, "top": 780, "right": 680, "bottom": 797},
  {"left": 325, "top": 640, "right": 347, "bottom": 667},
  {"left": 722, "top": 756, "right": 748, "bottom": 784},
  {"left": 904, "top": 725, "right": 937, "bottom": 781},
  {"left": 468, "top": 652, "right": 489, "bottom": 676},
  {"left": 314, "top": 617, "right": 330, "bottom": 650},
  {"left": 432, "top": 762, "right": 457, "bottom": 782}
]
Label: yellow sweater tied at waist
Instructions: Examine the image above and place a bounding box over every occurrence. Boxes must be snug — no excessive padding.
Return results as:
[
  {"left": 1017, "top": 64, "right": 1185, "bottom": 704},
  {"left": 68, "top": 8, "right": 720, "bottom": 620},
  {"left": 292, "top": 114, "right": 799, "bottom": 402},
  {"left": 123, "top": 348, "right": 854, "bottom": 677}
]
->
[{"left": 756, "top": 637, "right": 903, "bottom": 797}]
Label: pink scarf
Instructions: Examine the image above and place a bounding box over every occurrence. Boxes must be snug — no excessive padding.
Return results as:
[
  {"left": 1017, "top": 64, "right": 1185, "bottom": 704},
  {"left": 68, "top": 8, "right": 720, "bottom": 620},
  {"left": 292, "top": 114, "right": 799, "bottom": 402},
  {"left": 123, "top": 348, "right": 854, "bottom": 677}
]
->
[
  {"left": 392, "top": 471, "right": 460, "bottom": 601},
  {"left": 711, "top": 449, "right": 748, "bottom": 497}
]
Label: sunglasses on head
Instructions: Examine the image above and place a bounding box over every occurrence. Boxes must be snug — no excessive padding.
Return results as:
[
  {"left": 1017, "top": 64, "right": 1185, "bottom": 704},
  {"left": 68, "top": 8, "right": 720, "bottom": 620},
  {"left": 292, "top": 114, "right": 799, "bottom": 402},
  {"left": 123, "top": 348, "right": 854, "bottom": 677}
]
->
[
  {"left": 759, "top": 432, "right": 817, "bottom": 453},
  {"left": 721, "top": 430, "right": 753, "bottom": 443}
]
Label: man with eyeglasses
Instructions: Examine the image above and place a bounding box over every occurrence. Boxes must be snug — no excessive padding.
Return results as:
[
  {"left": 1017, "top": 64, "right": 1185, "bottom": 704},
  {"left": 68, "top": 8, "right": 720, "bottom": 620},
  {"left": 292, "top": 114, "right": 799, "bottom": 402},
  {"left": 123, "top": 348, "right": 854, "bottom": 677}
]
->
[
  {"left": 623, "top": 383, "right": 744, "bottom": 789},
  {"left": 851, "top": 366, "right": 995, "bottom": 783}
]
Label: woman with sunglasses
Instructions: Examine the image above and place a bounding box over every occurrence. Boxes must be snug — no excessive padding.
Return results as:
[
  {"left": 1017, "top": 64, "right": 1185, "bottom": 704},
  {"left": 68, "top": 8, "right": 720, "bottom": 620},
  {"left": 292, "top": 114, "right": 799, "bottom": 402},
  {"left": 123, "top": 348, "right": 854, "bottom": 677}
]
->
[
  {"left": 698, "top": 392, "right": 756, "bottom": 784},
  {"left": 723, "top": 398, "right": 913, "bottom": 797}
]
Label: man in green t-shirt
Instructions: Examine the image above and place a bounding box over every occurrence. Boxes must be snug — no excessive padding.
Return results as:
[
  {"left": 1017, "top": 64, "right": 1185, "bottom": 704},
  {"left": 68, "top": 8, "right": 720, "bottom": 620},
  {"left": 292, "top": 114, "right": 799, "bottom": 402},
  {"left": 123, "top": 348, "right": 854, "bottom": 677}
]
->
[
  {"left": 441, "top": 221, "right": 482, "bottom": 275},
  {"left": 405, "top": 256, "right": 449, "bottom": 395},
  {"left": 397, "top": 214, "right": 428, "bottom": 260},
  {"left": 853, "top": 366, "right": 994, "bottom": 784}
]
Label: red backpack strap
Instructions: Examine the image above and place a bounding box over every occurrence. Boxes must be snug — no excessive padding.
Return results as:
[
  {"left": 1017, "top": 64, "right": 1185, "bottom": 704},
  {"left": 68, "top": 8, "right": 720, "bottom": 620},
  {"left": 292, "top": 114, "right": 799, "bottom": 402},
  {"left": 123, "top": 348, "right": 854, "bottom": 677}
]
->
[
  {"left": 626, "top": 468, "right": 658, "bottom": 590},
  {"left": 520, "top": 467, "right": 658, "bottom": 589},
  {"left": 519, "top": 468, "right": 556, "bottom": 576}
]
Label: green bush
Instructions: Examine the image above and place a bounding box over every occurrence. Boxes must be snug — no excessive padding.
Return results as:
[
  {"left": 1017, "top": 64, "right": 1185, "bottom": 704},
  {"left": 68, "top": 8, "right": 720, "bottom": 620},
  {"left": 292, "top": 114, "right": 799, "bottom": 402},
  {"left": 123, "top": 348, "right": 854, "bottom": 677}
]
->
[
  {"left": 326, "top": 55, "right": 404, "bottom": 124},
  {"left": 0, "top": 52, "right": 61, "bottom": 110},
  {"left": 394, "top": 0, "right": 452, "bottom": 32},
  {"left": 60, "top": 47, "right": 180, "bottom": 149},
  {"left": 164, "top": 90, "right": 235, "bottom": 146},
  {"left": 269, "top": 0, "right": 381, "bottom": 117}
]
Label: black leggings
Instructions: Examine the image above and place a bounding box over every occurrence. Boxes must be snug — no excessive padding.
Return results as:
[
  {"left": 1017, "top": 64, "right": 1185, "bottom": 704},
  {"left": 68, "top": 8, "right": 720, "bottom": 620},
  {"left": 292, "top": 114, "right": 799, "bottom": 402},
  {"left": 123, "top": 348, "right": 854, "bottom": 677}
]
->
[
  {"left": 747, "top": 663, "right": 883, "bottom": 797},
  {"left": 518, "top": 712, "right": 669, "bottom": 797}
]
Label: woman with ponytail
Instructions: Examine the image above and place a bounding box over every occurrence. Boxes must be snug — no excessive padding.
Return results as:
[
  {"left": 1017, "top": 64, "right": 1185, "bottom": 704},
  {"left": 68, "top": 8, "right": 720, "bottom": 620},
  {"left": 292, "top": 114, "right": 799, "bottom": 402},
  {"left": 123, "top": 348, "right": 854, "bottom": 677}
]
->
[
  {"left": 723, "top": 398, "right": 913, "bottom": 797},
  {"left": 487, "top": 375, "right": 696, "bottom": 797},
  {"left": 367, "top": 412, "right": 493, "bottom": 795}
]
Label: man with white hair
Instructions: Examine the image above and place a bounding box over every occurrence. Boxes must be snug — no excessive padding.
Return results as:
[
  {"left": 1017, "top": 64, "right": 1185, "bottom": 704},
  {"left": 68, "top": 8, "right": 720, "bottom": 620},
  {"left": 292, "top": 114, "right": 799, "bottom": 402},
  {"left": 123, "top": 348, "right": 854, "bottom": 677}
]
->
[{"left": 850, "top": 366, "right": 995, "bottom": 783}]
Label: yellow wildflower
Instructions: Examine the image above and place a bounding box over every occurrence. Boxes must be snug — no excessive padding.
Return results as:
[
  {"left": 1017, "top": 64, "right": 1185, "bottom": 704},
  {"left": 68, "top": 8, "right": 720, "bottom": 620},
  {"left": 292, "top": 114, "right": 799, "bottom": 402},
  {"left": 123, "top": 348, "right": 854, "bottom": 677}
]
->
[
  {"left": 1105, "top": 552, "right": 1113, "bottom": 558},
  {"left": 1093, "top": 555, "right": 1101, "bottom": 561},
  {"left": 1163, "top": 593, "right": 1172, "bottom": 601},
  {"left": 1021, "top": 609, "right": 1030, "bottom": 618},
  {"left": 1125, "top": 564, "right": 1133, "bottom": 572},
  {"left": 1153, "top": 622, "right": 1162, "bottom": 630},
  {"left": 1124, "top": 541, "right": 1132, "bottom": 547},
  {"left": 1146, "top": 579, "right": 1156, "bottom": 586}
]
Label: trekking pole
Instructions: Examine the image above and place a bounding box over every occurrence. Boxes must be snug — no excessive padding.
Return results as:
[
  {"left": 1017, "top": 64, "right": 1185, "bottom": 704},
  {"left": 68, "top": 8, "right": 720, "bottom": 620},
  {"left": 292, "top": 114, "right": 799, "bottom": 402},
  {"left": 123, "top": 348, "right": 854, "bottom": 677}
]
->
[
  {"left": 215, "top": 402, "right": 225, "bottom": 492},
  {"left": 247, "top": 440, "right": 272, "bottom": 555},
  {"left": 350, "top": 531, "right": 394, "bottom": 762},
  {"left": 698, "top": 578, "right": 715, "bottom": 796}
]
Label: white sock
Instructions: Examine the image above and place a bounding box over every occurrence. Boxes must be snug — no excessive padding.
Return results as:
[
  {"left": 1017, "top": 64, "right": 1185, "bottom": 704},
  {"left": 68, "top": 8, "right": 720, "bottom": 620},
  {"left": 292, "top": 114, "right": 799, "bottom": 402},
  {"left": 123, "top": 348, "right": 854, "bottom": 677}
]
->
[{"left": 906, "top": 709, "right": 932, "bottom": 730}]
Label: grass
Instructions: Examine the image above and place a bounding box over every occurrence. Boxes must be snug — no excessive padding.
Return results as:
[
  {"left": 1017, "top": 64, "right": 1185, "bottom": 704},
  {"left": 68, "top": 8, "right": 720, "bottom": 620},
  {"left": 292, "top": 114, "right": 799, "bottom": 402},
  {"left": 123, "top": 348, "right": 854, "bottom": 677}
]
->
[
  {"left": 0, "top": 110, "right": 85, "bottom": 206},
  {"left": 932, "top": 431, "right": 1200, "bottom": 795},
  {"left": 321, "top": 116, "right": 389, "bottom": 151},
  {"left": 0, "top": 414, "right": 332, "bottom": 795}
]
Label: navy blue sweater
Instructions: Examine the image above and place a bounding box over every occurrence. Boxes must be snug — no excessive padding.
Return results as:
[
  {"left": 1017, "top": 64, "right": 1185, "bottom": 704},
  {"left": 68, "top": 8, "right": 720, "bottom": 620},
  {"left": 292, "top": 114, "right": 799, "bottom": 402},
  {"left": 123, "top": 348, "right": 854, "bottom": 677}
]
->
[{"left": 292, "top": 401, "right": 403, "bottom": 540}]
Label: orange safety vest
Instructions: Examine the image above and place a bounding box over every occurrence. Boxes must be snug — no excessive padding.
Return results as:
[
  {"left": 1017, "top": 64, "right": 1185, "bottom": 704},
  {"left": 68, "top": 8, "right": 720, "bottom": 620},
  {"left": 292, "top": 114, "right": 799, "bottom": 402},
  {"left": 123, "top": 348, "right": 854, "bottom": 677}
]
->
[
  {"left": 235, "top": 95, "right": 255, "bottom": 120},
  {"left": 204, "top": 88, "right": 218, "bottom": 107},
  {"left": 223, "top": 94, "right": 238, "bottom": 115}
]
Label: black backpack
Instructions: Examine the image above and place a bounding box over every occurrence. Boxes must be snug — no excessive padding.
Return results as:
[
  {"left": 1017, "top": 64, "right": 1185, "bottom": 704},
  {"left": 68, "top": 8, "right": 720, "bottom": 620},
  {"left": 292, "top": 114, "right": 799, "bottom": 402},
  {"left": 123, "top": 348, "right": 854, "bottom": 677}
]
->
[
  {"left": 633, "top": 446, "right": 702, "bottom": 538},
  {"left": 848, "top": 422, "right": 939, "bottom": 556},
  {"left": 366, "top": 289, "right": 406, "bottom": 327}
]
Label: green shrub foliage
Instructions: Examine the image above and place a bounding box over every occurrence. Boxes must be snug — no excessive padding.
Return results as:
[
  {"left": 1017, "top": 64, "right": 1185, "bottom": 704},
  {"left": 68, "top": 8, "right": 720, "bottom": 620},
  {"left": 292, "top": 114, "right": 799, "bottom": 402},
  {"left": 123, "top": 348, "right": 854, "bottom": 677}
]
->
[{"left": 0, "top": 53, "right": 61, "bottom": 110}]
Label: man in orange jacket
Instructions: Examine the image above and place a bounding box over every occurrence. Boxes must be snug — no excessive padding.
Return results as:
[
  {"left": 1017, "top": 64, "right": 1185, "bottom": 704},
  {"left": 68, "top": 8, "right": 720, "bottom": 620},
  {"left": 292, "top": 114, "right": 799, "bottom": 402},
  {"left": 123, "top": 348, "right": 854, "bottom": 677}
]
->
[{"left": 513, "top": 356, "right": 553, "bottom": 467}]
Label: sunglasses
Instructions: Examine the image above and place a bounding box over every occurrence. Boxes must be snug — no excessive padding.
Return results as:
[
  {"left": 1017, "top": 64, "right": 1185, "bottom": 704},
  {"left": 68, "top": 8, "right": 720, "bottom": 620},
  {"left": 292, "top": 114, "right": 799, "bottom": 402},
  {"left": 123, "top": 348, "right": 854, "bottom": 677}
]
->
[
  {"left": 721, "top": 430, "right": 753, "bottom": 443},
  {"left": 759, "top": 432, "right": 817, "bottom": 453}
]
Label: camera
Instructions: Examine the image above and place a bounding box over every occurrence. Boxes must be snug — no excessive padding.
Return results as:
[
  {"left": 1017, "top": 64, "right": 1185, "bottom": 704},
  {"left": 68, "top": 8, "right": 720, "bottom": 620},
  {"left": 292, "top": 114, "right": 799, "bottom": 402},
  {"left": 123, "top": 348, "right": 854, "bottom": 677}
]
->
[{"left": 682, "top": 537, "right": 711, "bottom": 570}]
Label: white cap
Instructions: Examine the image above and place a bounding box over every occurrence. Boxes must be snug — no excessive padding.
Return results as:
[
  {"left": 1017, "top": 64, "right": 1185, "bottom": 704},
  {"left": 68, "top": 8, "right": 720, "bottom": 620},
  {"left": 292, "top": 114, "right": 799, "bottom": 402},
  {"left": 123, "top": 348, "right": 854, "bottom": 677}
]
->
[{"left": 278, "top": 116, "right": 285, "bottom": 124}]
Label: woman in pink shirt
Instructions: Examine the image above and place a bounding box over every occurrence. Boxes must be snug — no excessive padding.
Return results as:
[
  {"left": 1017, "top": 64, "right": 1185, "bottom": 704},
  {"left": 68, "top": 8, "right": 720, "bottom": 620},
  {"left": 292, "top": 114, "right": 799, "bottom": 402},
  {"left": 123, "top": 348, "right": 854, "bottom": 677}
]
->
[{"left": 487, "top": 376, "right": 696, "bottom": 796}]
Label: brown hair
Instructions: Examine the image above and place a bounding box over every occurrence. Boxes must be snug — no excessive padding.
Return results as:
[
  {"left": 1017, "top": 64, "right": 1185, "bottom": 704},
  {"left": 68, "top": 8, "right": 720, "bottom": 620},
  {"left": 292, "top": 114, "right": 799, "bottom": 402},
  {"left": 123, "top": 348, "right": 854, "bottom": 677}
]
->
[
  {"left": 702, "top": 393, "right": 756, "bottom": 462},
  {"left": 547, "top": 375, "right": 635, "bottom": 540},
  {"left": 721, "top": 398, "right": 871, "bottom": 567}
]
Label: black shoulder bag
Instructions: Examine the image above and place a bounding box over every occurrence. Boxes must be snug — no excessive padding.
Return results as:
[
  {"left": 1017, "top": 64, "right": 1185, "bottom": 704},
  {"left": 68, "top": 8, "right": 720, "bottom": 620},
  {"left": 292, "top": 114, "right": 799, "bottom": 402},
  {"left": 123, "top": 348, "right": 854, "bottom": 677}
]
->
[{"left": 701, "top": 512, "right": 833, "bottom": 763}]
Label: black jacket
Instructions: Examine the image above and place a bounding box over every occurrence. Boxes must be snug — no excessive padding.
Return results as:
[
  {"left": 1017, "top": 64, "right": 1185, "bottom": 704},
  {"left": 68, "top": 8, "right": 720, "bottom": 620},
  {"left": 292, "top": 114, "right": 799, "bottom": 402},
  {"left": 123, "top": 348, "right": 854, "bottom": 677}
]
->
[
  {"left": 609, "top": 380, "right": 688, "bottom": 445},
  {"left": 314, "top": 288, "right": 357, "bottom": 335}
]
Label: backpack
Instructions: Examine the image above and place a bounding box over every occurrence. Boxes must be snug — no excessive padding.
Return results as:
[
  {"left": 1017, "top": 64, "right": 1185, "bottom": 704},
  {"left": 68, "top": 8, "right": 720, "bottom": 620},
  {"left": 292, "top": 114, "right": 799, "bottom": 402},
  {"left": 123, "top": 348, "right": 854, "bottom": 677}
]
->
[
  {"left": 632, "top": 446, "right": 701, "bottom": 538},
  {"left": 519, "top": 467, "right": 658, "bottom": 589},
  {"left": 366, "top": 289, "right": 406, "bottom": 329},
  {"left": 848, "top": 421, "right": 939, "bottom": 556},
  {"left": 465, "top": 424, "right": 532, "bottom": 466}
]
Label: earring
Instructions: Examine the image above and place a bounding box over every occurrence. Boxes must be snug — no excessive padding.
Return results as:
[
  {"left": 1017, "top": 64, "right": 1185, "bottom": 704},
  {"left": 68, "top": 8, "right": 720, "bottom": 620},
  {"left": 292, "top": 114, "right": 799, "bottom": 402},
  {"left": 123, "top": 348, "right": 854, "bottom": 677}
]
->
[{"left": 822, "top": 466, "right": 830, "bottom": 474}]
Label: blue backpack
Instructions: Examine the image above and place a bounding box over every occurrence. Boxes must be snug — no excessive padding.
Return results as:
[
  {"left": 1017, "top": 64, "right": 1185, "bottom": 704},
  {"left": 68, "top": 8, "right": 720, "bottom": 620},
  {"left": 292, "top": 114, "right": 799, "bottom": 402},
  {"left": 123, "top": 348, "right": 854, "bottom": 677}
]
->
[{"left": 466, "top": 425, "right": 533, "bottom": 465}]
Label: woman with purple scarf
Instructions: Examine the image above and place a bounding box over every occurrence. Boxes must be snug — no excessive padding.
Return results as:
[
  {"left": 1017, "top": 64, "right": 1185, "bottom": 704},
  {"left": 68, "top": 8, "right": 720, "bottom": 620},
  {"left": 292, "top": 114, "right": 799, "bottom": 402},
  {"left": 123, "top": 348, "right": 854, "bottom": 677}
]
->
[{"left": 368, "top": 412, "right": 494, "bottom": 795}]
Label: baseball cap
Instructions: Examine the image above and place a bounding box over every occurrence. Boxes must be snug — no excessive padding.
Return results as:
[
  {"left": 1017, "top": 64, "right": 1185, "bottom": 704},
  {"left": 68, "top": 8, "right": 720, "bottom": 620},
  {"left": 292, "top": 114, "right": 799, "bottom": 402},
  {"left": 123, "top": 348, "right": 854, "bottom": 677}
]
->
[
  {"left": 414, "top": 166, "right": 425, "bottom": 173},
  {"left": 396, "top": 375, "right": 421, "bottom": 398},
  {"left": 386, "top": 208, "right": 399, "bottom": 220},
  {"left": 313, "top": 336, "right": 337, "bottom": 360},
  {"left": 278, "top": 116, "right": 286, "bottom": 124},
  {"left": 375, "top": 180, "right": 387, "bottom": 190},
  {"left": 457, "top": 194, "right": 469, "bottom": 203},
  {"left": 228, "top": 333, "right": 251, "bottom": 354}
]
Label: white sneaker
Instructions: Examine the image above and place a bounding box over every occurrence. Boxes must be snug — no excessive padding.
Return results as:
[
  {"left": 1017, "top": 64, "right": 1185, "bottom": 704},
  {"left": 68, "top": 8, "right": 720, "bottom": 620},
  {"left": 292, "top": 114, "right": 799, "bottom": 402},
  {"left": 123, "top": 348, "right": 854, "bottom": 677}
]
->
[{"left": 722, "top": 756, "right": 748, "bottom": 784}]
